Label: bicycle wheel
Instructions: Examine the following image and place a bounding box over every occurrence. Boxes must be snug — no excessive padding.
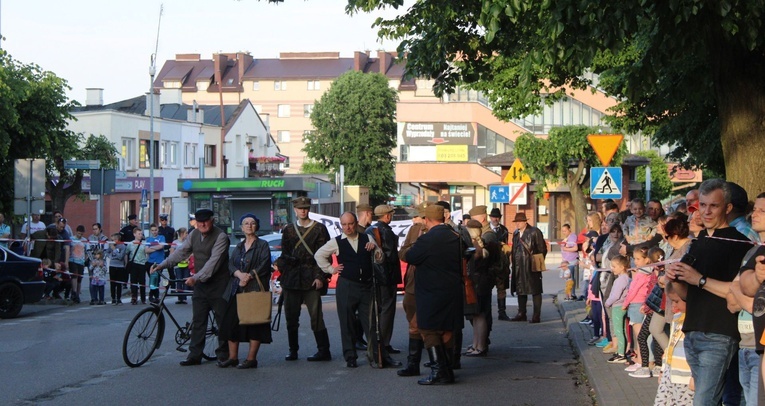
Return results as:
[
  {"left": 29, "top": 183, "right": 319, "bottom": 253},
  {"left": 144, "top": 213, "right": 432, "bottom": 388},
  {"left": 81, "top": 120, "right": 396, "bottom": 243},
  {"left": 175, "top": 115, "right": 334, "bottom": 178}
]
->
[
  {"left": 123, "top": 307, "right": 165, "bottom": 367},
  {"left": 202, "top": 310, "right": 219, "bottom": 361}
]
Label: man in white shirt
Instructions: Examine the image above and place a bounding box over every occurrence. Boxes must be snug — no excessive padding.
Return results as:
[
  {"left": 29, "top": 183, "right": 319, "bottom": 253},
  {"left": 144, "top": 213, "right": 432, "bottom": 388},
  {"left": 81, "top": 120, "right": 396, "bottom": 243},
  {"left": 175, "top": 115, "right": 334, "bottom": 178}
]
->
[{"left": 20, "top": 213, "right": 46, "bottom": 239}]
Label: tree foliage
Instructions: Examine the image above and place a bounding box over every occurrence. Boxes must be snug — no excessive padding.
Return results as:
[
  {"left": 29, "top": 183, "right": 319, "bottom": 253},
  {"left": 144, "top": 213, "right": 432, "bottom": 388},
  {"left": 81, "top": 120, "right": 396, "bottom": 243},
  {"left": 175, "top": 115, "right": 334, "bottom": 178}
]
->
[
  {"left": 515, "top": 126, "right": 625, "bottom": 231},
  {"left": 634, "top": 150, "right": 672, "bottom": 202},
  {"left": 0, "top": 51, "right": 118, "bottom": 215},
  {"left": 341, "top": 0, "right": 765, "bottom": 196},
  {"left": 305, "top": 71, "right": 398, "bottom": 205}
]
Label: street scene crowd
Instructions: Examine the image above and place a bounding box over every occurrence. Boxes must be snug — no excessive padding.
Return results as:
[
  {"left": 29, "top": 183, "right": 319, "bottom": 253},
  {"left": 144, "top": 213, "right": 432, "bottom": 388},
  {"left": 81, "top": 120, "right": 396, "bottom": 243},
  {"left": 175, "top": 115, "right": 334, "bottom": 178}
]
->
[{"left": 2, "top": 178, "right": 765, "bottom": 404}]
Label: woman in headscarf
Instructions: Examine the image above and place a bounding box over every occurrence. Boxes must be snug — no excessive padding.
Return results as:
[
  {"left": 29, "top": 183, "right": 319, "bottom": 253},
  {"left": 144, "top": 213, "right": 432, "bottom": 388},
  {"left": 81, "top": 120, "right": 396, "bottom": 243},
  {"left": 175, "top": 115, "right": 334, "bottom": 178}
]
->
[{"left": 218, "top": 213, "right": 273, "bottom": 369}]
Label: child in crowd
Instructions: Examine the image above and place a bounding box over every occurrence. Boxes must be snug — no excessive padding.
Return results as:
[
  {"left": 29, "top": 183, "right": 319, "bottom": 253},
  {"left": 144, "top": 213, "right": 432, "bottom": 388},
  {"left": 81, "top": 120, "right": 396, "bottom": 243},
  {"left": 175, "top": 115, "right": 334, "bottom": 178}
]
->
[
  {"left": 144, "top": 224, "right": 166, "bottom": 304},
  {"left": 107, "top": 233, "right": 127, "bottom": 305},
  {"left": 68, "top": 225, "right": 88, "bottom": 304},
  {"left": 561, "top": 260, "right": 574, "bottom": 300},
  {"left": 629, "top": 247, "right": 666, "bottom": 378},
  {"left": 622, "top": 246, "right": 652, "bottom": 370},
  {"left": 88, "top": 250, "right": 107, "bottom": 305},
  {"left": 126, "top": 228, "right": 149, "bottom": 305},
  {"left": 586, "top": 263, "right": 606, "bottom": 346},
  {"left": 42, "top": 259, "right": 59, "bottom": 299},
  {"left": 653, "top": 282, "right": 693, "bottom": 405},
  {"left": 605, "top": 255, "right": 631, "bottom": 363}
]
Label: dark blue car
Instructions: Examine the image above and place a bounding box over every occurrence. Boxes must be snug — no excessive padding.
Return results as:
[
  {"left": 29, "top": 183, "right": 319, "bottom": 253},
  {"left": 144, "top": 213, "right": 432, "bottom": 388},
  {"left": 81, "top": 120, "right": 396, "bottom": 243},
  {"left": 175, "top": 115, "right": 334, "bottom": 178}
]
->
[{"left": 0, "top": 246, "right": 45, "bottom": 319}]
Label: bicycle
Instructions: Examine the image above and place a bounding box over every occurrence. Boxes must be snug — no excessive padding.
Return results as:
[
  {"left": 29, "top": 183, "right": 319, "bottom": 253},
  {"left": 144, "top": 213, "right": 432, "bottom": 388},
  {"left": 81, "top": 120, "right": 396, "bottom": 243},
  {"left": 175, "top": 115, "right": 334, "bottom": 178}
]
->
[{"left": 122, "top": 274, "right": 219, "bottom": 367}]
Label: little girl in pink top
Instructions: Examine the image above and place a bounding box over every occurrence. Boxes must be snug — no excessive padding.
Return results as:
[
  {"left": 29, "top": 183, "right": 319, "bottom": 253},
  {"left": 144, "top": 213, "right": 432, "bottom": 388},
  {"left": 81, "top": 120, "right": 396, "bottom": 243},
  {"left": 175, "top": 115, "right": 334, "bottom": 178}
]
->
[{"left": 623, "top": 246, "right": 652, "bottom": 369}]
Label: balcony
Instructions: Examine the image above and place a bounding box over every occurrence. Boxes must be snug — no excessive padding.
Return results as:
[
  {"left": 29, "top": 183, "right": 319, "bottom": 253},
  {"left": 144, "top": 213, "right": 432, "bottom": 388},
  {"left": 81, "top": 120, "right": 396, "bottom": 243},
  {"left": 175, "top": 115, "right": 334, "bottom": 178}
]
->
[{"left": 248, "top": 156, "right": 285, "bottom": 178}]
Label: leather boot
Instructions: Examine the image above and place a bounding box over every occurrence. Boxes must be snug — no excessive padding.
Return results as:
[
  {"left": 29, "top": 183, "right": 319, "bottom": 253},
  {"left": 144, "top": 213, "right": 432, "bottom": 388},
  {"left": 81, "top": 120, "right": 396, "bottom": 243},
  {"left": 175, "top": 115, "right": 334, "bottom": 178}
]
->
[
  {"left": 452, "top": 329, "right": 462, "bottom": 370},
  {"left": 418, "top": 346, "right": 452, "bottom": 385},
  {"left": 397, "top": 338, "right": 423, "bottom": 377},
  {"left": 497, "top": 298, "right": 510, "bottom": 321},
  {"left": 285, "top": 328, "right": 299, "bottom": 361},
  {"left": 510, "top": 312, "right": 527, "bottom": 322},
  {"left": 307, "top": 329, "right": 332, "bottom": 361}
]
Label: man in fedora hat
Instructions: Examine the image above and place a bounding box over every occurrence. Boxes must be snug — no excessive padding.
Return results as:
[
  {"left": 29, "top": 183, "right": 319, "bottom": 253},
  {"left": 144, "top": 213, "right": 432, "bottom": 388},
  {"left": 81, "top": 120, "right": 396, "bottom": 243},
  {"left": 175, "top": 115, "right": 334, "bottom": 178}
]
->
[
  {"left": 152, "top": 208, "right": 231, "bottom": 365},
  {"left": 488, "top": 207, "right": 512, "bottom": 321},
  {"left": 276, "top": 196, "right": 332, "bottom": 362},
  {"left": 366, "top": 205, "right": 403, "bottom": 366},
  {"left": 510, "top": 212, "right": 547, "bottom": 323}
]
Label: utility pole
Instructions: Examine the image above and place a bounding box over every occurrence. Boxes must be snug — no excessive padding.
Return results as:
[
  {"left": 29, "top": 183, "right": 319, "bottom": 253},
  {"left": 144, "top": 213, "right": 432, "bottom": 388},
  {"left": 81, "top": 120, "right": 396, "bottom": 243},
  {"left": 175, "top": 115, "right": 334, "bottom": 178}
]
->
[{"left": 148, "top": 4, "right": 163, "bottom": 227}]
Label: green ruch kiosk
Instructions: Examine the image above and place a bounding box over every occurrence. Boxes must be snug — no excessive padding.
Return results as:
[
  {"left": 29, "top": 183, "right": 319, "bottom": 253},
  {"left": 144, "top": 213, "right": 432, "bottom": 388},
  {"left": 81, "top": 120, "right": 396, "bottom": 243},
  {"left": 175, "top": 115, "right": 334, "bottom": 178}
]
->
[{"left": 178, "top": 177, "right": 326, "bottom": 236}]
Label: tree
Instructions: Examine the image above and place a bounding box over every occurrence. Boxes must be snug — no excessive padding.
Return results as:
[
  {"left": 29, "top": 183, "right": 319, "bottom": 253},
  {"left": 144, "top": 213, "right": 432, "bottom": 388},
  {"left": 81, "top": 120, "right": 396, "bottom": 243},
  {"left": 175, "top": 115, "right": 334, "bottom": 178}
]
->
[
  {"left": 0, "top": 51, "right": 118, "bottom": 215},
  {"left": 514, "top": 126, "right": 625, "bottom": 231},
  {"left": 304, "top": 70, "right": 398, "bottom": 205},
  {"left": 634, "top": 150, "right": 672, "bottom": 202},
  {"left": 299, "top": 159, "right": 327, "bottom": 175},
  {"left": 342, "top": 0, "right": 765, "bottom": 197}
]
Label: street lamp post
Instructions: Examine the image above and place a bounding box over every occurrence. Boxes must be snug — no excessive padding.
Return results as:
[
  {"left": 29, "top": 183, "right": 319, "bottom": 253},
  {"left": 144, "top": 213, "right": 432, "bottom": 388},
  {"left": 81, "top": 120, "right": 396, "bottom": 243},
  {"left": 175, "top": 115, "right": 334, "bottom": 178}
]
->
[{"left": 149, "top": 57, "right": 156, "bottom": 228}]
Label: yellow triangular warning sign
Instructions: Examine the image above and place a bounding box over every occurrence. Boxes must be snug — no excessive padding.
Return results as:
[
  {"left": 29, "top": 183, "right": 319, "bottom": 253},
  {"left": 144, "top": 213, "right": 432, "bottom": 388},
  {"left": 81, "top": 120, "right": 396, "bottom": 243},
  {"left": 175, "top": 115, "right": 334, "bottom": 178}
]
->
[
  {"left": 587, "top": 134, "right": 624, "bottom": 166},
  {"left": 504, "top": 158, "right": 532, "bottom": 183}
]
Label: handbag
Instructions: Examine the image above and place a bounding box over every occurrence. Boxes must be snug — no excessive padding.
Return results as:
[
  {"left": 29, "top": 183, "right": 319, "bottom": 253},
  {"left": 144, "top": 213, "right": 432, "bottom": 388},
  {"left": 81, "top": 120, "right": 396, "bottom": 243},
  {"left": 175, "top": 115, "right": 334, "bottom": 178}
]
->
[
  {"left": 519, "top": 238, "right": 547, "bottom": 272},
  {"left": 236, "top": 271, "right": 272, "bottom": 325}
]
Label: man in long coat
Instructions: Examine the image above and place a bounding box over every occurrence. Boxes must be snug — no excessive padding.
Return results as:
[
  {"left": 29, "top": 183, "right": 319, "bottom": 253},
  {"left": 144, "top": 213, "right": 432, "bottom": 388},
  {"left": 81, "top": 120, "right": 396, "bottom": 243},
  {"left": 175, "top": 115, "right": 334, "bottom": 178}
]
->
[
  {"left": 510, "top": 212, "right": 547, "bottom": 323},
  {"left": 404, "top": 204, "right": 463, "bottom": 385}
]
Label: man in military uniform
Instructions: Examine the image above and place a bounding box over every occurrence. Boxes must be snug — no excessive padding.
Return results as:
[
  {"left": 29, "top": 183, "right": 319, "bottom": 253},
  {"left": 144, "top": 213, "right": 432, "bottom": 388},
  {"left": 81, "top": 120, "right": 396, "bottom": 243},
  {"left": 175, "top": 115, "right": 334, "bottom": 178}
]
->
[
  {"left": 366, "top": 205, "right": 403, "bottom": 366},
  {"left": 397, "top": 202, "right": 430, "bottom": 377},
  {"left": 405, "top": 204, "right": 463, "bottom": 385},
  {"left": 276, "top": 196, "right": 332, "bottom": 362},
  {"left": 489, "top": 208, "right": 511, "bottom": 321}
]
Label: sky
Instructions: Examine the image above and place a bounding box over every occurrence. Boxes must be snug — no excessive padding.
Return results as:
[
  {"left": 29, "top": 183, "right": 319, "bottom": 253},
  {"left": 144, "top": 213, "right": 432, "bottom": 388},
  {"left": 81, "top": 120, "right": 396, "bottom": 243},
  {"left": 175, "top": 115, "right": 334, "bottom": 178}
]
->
[{"left": 1, "top": 0, "right": 408, "bottom": 104}]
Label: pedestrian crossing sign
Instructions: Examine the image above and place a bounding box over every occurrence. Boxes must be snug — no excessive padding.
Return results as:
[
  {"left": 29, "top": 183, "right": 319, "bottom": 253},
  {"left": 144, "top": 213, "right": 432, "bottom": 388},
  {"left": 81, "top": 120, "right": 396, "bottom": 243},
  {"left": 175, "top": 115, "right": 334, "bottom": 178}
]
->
[{"left": 590, "top": 167, "right": 622, "bottom": 199}]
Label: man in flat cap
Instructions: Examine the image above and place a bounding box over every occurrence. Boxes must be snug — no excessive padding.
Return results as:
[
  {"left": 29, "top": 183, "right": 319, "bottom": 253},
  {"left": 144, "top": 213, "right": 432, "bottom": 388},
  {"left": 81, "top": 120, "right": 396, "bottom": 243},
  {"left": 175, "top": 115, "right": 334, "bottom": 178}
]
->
[
  {"left": 152, "top": 208, "right": 231, "bottom": 365},
  {"left": 356, "top": 203, "right": 374, "bottom": 234},
  {"left": 405, "top": 204, "right": 463, "bottom": 385},
  {"left": 366, "top": 205, "right": 402, "bottom": 366},
  {"left": 276, "top": 196, "right": 333, "bottom": 362}
]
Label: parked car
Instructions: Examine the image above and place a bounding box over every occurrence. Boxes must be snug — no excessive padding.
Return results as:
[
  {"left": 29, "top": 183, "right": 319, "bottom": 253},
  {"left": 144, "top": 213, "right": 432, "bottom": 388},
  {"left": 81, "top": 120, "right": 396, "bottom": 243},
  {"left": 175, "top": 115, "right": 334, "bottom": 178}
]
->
[{"left": 0, "top": 246, "right": 45, "bottom": 319}]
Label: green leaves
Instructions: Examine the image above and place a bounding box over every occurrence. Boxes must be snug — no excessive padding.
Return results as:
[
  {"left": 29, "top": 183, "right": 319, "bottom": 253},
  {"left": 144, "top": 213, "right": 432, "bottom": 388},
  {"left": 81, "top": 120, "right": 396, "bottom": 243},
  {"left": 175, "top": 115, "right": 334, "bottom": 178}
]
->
[{"left": 306, "top": 71, "right": 398, "bottom": 205}]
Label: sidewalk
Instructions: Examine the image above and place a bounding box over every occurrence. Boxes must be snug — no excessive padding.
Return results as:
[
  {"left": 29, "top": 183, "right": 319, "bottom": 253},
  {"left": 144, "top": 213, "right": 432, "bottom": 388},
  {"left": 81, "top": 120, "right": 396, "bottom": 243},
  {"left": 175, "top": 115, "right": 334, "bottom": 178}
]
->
[{"left": 557, "top": 293, "right": 659, "bottom": 406}]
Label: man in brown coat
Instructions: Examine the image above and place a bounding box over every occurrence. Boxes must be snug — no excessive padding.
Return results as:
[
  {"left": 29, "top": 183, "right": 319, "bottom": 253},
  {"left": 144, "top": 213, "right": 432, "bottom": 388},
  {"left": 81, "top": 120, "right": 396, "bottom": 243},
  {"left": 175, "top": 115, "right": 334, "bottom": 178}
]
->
[{"left": 510, "top": 212, "right": 547, "bottom": 323}]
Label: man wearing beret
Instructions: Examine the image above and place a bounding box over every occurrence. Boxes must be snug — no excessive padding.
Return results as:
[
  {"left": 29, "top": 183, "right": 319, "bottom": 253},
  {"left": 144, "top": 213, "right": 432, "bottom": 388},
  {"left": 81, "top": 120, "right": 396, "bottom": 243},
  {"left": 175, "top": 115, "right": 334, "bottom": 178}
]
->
[
  {"left": 405, "top": 204, "right": 463, "bottom": 385},
  {"left": 366, "top": 205, "right": 403, "bottom": 366},
  {"left": 276, "top": 196, "right": 333, "bottom": 362},
  {"left": 152, "top": 208, "right": 231, "bottom": 365}
]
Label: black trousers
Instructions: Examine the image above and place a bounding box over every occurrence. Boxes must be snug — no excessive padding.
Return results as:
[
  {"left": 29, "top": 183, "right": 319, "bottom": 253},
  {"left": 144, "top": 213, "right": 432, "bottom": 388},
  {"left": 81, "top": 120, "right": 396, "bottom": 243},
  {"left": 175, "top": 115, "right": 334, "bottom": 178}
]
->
[
  {"left": 336, "top": 277, "right": 373, "bottom": 361},
  {"left": 284, "top": 288, "right": 326, "bottom": 351},
  {"left": 379, "top": 283, "right": 397, "bottom": 347},
  {"left": 129, "top": 263, "right": 148, "bottom": 301},
  {"left": 188, "top": 290, "right": 228, "bottom": 361}
]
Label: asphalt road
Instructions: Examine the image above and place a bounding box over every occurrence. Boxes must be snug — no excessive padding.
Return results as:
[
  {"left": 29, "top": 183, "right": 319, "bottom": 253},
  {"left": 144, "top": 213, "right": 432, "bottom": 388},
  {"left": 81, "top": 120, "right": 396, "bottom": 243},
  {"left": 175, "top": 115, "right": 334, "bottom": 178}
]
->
[{"left": 0, "top": 269, "right": 591, "bottom": 406}]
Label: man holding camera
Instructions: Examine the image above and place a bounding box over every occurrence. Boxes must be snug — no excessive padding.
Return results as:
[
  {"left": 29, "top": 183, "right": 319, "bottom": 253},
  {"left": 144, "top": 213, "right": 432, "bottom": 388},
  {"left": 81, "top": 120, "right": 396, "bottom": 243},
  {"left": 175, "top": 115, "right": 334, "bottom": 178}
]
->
[{"left": 666, "top": 179, "right": 751, "bottom": 404}]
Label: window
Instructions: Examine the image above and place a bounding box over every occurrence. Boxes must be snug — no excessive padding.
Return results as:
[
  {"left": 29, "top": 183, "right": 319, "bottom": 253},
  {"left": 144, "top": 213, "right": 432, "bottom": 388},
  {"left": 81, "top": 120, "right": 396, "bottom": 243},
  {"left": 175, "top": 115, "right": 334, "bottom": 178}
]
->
[
  {"left": 252, "top": 81, "right": 260, "bottom": 91},
  {"left": 278, "top": 131, "right": 291, "bottom": 143},
  {"left": 160, "top": 141, "right": 174, "bottom": 168},
  {"left": 121, "top": 138, "right": 135, "bottom": 170},
  {"left": 399, "top": 145, "right": 409, "bottom": 162},
  {"left": 307, "top": 80, "right": 320, "bottom": 90},
  {"left": 184, "top": 143, "right": 198, "bottom": 167},
  {"left": 235, "top": 134, "right": 242, "bottom": 164},
  {"left": 204, "top": 145, "right": 216, "bottom": 167},
  {"left": 277, "top": 104, "right": 291, "bottom": 118},
  {"left": 197, "top": 80, "right": 209, "bottom": 91},
  {"left": 274, "top": 81, "right": 287, "bottom": 91},
  {"left": 139, "top": 139, "right": 159, "bottom": 169},
  {"left": 303, "top": 104, "right": 314, "bottom": 117},
  {"left": 163, "top": 80, "right": 181, "bottom": 89}
]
